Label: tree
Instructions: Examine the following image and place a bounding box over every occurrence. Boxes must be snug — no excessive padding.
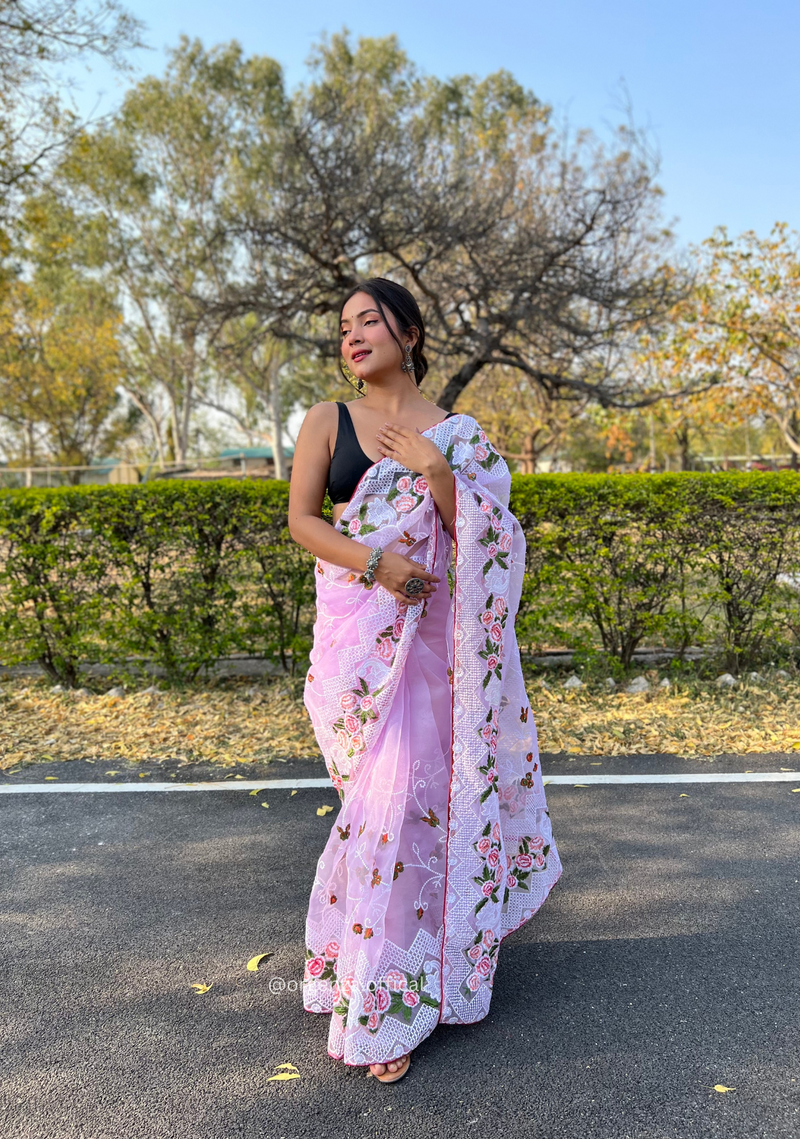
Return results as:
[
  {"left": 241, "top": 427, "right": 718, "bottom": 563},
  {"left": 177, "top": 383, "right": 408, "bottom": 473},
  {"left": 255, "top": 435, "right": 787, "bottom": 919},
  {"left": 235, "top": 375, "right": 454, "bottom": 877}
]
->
[
  {"left": 0, "top": 276, "right": 132, "bottom": 477},
  {"left": 0, "top": 0, "right": 143, "bottom": 216},
  {"left": 685, "top": 224, "right": 800, "bottom": 469},
  {"left": 210, "top": 32, "right": 691, "bottom": 414},
  {"left": 52, "top": 38, "right": 285, "bottom": 464}
]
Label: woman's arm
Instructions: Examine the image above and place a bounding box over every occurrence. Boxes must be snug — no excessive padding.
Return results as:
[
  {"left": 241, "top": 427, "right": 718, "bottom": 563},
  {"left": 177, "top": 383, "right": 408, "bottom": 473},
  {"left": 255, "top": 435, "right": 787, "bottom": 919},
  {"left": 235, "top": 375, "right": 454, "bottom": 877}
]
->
[
  {"left": 287, "top": 403, "right": 372, "bottom": 574},
  {"left": 421, "top": 454, "right": 455, "bottom": 540}
]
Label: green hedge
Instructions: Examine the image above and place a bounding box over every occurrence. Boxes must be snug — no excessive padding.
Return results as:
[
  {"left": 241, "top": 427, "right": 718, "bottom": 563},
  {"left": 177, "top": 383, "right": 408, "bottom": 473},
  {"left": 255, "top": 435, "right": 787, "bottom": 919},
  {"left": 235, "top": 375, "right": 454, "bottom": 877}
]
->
[{"left": 1, "top": 472, "right": 799, "bottom": 686}]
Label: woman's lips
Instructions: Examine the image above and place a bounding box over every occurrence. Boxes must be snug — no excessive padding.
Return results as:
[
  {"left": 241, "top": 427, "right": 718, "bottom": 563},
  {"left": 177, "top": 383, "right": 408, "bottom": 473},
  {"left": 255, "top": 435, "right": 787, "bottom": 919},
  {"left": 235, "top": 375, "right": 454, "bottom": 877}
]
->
[{"left": 351, "top": 350, "right": 371, "bottom": 363}]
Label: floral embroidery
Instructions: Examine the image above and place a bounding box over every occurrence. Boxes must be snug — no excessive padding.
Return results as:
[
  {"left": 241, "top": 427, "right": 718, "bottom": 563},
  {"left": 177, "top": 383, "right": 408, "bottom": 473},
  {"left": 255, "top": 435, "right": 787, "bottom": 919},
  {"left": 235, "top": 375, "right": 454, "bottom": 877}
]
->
[
  {"left": 504, "top": 835, "right": 550, "bottom": 900},
  {"left": 357, "top": 967, "right": 440, "bottom": 1034},
  {"left": 462, "top": 928, "right": 500, "bottom": 995},
  {"left": 304, "top": 942, "right": 339, "bottom": 985},
  {"left": 477, "top": 706, "right": 500, "bottom": 802},
  {"left": 472, "top": 820, "right": 505, "bottom": 915},
  {"left": 387, "top": 473, "right": 429, "bottom": 516},
  {"left": 478, "top": 592, "right": 508, "bottom": 691},
  {"left": 393, "top": 861, "right": 404, "bottom": 880},
  {"left": 332, "top": 677, "right": 384, "bottom": 760}
]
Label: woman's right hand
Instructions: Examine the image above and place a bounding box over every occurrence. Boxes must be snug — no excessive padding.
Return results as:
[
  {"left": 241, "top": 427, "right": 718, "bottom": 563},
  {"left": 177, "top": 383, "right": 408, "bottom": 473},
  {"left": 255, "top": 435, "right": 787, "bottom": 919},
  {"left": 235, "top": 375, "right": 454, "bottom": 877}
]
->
[{"left": 373, "top": 551, "right": 441, "bottom": 605}]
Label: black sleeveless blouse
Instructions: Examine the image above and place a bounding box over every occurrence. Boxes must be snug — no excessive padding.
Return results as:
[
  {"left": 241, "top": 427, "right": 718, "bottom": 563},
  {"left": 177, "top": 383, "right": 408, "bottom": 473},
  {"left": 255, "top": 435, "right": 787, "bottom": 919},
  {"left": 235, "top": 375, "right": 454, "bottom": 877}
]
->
[{"left": 327, "top": 401, "right": 457, "bottom": 505}]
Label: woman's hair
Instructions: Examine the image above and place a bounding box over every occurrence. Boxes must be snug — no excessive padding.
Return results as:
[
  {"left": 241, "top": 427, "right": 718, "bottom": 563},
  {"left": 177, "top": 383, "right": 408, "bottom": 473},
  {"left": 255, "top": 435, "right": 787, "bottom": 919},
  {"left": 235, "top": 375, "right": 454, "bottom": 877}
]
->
[{"left": 338, "top": 277, "right": 428, "bottom": 387}]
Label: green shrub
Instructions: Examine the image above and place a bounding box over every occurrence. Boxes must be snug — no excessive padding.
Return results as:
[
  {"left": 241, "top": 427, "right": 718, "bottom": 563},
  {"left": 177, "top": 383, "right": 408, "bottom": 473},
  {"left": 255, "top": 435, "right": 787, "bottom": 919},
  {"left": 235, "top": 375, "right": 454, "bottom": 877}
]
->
[{"left": 1, "top": 472, "right": 798, "bottom": 686}]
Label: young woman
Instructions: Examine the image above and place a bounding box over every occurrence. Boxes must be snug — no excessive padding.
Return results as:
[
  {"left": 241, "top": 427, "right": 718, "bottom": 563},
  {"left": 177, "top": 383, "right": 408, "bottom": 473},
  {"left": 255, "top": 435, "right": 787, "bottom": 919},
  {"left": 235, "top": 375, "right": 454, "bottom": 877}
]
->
[{"left": 288, "top": 278, "right": 562, "bottom": 1084}]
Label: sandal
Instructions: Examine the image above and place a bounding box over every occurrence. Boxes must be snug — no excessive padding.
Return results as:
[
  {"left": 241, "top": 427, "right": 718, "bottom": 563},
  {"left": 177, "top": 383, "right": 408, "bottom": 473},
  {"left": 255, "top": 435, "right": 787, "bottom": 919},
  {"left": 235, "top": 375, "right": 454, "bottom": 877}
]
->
[{"left": 368, "top": 1054, "right": 411, "bottom": 1083}]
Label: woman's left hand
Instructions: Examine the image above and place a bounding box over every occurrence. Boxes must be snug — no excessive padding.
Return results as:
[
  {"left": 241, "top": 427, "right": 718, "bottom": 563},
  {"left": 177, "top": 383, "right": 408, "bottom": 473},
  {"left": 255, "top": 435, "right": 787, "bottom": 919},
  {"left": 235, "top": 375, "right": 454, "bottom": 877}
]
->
[{"left": 375, "top": 422, "right": 448, "bottom": 478}]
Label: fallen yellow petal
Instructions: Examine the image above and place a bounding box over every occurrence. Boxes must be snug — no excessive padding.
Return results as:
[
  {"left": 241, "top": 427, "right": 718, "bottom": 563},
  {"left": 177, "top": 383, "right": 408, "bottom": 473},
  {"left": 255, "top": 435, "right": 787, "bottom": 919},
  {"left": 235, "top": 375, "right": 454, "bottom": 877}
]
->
[
  {"left": 780, "top": 767, "right": 795, "bottom": 771},
  {"left": 261, "top": 802, "right": 270, "bottom": 808},
  {"left": 679, "top": 793, "right": 690, "bottom": 797},
  {"left": 105, "top": 771, "right": 120, "bottom": 776},
  {"left": 190, "top": 983, "right": 213, "bottom": 994},
  {"left": 274, "top": 1063, "right": 299, "bottom": 1071},
  {"left": 249, "top": 788, "right": 264, "bottom": 796},
  {"left": 267, "top": 1072, "right": 300, "bottom": 1081},
  {"left": 138, "top": 772, "right": 148, "bottom": 778},
  {"left": 44, "top": 776, "right": 58, "bottom": 781},
  {"left": 712, "top": 1085, "right": 736, "bottom": 1093},
  {"left": 791, "top": 788, "right": 800, "bottom": 793},
  {"left": 316, "top": 804, "right": 334, "bottom": 816},
  {"left": 290, "top": 790, "right": 298, "bottom": 796},
  {"left": 246, "top": 953, "right": 273, "bottom": 972},
  {"left": 573, "top": 784, "right": 589, "bottom": 788}
]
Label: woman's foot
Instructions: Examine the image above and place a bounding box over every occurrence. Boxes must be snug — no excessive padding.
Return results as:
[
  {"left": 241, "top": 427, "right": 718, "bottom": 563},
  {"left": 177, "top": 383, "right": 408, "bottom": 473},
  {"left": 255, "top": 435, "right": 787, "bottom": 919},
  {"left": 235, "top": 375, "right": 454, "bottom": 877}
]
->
[{"left": 368, "top": 1053, "right": 411, "bottom": 1082}]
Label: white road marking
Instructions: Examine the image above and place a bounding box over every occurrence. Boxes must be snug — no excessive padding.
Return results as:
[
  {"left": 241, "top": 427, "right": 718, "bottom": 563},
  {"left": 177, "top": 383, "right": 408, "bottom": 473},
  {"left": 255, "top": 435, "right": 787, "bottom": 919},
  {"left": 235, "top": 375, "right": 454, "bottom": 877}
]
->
[{"left": 0, "top": 772, "right": 797, "bottom": 793}]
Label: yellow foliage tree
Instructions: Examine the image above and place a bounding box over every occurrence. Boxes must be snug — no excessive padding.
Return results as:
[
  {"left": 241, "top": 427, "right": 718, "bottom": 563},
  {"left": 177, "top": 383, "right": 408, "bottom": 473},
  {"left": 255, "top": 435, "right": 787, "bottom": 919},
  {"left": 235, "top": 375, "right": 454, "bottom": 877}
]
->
[{"left": 0, "top": 280, "right": 130, "bottom": 477}]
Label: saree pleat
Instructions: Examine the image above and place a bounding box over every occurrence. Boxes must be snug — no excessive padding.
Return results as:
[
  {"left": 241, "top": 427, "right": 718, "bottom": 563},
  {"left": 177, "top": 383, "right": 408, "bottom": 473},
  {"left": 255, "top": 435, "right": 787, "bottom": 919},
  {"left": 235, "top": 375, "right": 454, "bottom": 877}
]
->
[{"left": 302, "top": 414, "right": 562, "bottom": 1066}]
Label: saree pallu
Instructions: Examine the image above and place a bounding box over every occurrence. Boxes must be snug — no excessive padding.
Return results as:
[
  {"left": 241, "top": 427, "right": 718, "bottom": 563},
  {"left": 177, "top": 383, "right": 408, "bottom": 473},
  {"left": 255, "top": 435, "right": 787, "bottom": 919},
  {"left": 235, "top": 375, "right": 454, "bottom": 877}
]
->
[{"left": 302, "top": 412, "right": 563, "bottom": 1066}]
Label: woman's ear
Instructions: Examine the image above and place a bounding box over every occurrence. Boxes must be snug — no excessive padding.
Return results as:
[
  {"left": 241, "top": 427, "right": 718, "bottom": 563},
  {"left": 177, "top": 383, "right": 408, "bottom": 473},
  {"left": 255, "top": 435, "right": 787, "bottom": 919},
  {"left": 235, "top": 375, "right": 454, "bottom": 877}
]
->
[{"left": 405, "top": 326, "right": 420, "bottom": 350}]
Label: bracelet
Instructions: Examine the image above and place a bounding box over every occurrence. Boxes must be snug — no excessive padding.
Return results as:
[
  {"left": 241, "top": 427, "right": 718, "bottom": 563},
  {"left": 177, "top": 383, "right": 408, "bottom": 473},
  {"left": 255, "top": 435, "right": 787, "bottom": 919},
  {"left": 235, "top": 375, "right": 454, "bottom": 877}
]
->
[{"left": 361, "top": 545, "right": 383, "bottom": 585}]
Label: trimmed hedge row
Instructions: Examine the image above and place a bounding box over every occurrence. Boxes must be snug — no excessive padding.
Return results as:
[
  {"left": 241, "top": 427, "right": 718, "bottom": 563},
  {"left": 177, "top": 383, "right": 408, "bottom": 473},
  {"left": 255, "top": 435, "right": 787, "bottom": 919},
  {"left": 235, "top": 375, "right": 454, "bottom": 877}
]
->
[{"left": 1, "top": 473, "right": 799, "bottom": 686}]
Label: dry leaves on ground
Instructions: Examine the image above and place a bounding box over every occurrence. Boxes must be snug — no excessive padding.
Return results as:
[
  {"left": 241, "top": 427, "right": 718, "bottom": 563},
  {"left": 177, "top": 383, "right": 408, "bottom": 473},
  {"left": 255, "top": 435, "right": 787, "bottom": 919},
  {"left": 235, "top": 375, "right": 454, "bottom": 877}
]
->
[{"left": 0, "top": 672, "right": 796, "bottom": 769}]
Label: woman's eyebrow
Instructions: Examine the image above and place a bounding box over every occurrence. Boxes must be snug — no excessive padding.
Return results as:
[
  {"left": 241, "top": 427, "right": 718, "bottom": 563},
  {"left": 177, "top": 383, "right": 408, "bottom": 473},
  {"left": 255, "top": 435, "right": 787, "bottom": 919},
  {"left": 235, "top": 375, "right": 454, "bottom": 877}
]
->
[{"left": 340, "top": 308, "right": 380, "bottom": 325}]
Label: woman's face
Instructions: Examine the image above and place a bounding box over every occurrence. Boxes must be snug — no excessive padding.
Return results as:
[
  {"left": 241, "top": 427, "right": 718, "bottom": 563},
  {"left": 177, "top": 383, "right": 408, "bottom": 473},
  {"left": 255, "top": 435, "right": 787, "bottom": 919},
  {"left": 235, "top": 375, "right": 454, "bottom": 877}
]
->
[{"left": 339, "top": 291, "right": 415, "bottom": 383}]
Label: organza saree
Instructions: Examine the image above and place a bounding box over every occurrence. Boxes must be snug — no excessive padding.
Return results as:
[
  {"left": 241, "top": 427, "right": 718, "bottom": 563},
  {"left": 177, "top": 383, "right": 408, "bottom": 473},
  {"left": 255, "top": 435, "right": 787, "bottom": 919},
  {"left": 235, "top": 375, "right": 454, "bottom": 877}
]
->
[{"left": 302, "top": 412, "right": 562, "bottom": 1066}]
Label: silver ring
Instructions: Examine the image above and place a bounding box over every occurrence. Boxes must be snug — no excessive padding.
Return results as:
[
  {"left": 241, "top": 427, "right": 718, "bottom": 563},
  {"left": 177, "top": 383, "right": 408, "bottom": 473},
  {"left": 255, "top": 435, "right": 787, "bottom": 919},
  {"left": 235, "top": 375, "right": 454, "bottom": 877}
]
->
[{"left": 405, "top": 576, "right": 425, "bottom": 596}]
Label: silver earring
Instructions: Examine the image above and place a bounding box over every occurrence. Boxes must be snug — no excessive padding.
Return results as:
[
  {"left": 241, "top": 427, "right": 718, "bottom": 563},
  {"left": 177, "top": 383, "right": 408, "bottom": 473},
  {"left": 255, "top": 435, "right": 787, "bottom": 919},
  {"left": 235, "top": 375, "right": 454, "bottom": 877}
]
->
[{"left": 402, "top": 344, "right": 414, "bottom": 374}]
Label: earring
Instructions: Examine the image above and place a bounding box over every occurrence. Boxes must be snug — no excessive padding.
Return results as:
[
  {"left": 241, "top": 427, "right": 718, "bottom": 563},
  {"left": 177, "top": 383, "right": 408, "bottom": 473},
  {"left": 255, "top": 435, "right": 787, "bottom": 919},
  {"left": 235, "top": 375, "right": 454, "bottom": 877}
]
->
[
  {"left": 402, "top": 344, "right": 414, "bottom": 375},
  {"left": 341, "top": 359, "right": 365, "bottom": 393}
]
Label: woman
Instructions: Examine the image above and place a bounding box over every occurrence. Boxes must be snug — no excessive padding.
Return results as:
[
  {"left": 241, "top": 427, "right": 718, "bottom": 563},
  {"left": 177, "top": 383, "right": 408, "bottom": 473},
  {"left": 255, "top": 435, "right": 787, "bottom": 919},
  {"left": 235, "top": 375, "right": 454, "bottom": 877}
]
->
[{"left": 288, "top": 278, "right": 562, "bottom": 1084}]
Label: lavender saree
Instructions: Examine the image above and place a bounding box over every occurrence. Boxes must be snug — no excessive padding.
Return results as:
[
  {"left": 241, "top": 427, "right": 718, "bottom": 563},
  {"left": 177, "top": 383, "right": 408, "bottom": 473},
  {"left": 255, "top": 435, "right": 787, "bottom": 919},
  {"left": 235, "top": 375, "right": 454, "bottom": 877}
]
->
[{"left": 302, "top": 412, "right": 563, "bottom": 1067}]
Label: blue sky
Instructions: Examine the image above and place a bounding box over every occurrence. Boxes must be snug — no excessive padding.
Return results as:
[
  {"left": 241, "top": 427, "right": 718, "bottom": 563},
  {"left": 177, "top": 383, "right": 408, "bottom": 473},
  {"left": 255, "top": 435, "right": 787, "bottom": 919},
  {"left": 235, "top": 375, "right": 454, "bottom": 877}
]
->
[{"left": 65, "top": 0, "right": 799, "bottom": 249}]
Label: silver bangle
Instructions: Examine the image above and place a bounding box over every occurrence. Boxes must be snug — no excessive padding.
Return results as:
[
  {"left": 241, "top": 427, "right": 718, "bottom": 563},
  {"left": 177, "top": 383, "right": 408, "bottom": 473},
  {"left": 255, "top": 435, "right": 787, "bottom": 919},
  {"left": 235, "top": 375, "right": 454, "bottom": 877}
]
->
[{"left": 362, "top": 545, "right": 383, "bottom": 584}]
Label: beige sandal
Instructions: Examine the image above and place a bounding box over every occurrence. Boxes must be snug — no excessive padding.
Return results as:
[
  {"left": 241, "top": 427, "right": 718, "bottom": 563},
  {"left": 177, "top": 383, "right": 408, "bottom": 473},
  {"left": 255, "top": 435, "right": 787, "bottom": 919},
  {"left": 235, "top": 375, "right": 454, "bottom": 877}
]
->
[{"left": 368, "top": 1054, "right": 411, "bottom": 1083}]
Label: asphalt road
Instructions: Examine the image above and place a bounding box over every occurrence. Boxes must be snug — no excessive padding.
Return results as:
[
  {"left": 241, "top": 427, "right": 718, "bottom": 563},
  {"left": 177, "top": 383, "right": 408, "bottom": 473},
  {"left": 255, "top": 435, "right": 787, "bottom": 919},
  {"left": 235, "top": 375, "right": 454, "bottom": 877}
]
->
[{"left": 1, "top": 752, "right": 798, "bottom": 1139}]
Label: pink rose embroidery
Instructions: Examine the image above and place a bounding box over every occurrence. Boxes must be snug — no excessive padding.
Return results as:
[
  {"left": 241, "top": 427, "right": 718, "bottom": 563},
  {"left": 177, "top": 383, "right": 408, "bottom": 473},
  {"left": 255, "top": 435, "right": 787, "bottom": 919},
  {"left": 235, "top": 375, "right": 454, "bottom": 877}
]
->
[
  {"left": 367, "top": 1011, "right": 380, "bottom": 1031},
  {"left": 499, "top": 532, "right": 512, "bottom": 552},
  {"left": 397, "top": 475, "right": 413, "bottom": 492},
  {"left": 530, "top": 835, "right": 545, "bottom": 851},
  {"left": 480, "top": 500, "right": 492, "bottom": 514},
  {"left": 507, "top": 873, "right": 518, "bottom": 888},
  {"left": 344, "top": 713, "right": 360, "bottom": 734},
  {"left": 375, "top": 987, "right": 391, "bottom": 1012},
  {"left": 486, "top": 654, "right": 498, "bottom": 670},
  {"left": 481, "top": 609, "right": 494, "bottom": 627},
  {"left": 325, "top": 941, "right": 340, "bottom": 958},
  {"left": 350, "top": 732, "right": 365, "bottom": 751},
  {"left": 475, "top": 956, "right": 492, "bottom": 978},
  {"left": 494, "top": 596, "right": 507, "bottom": 616},
  {"left": 402, "top": 990, "right": 420, "bottom": 1007},
  {"left": 385, "top": 970, "right": 407, "bottom": 992},
  {"left": 475, "top": 445, "right": 488, "bottom": 461},
  {"left": 490, "top": 623, "right": 503, "bottom": 643},
  {"left": 482, "top": 880, "right": 495, "bottom": 897},
  {"left": 482, "top": 929, "right": 495, "bottom": 948},
  {"left": 467, "top": 944, "right": 482, "bottom": 961},
  {"left": 393, "top": 618, "right": 405, "bottom": 638},
  {"left": 516, "top": 853, "right": 533, "bottom": 869},
  {"left": 362, "top": 990, "right": 375, "bottom": 1013},
  {"left": 535, "top": 853, "right": 546, "bottom": 868},
  {"left": 413, "top": 476, "right": 428, "bottom": 494},
  {"left": 348, "top": 518, "right": 362, "bottom": 533},
  {"left": 477, "top": 837, "right": 491, "bottom": 855},
  {"left": 360, "top": 694, "right": 374, "bottom": 711},
  {"left": 340, "top": 692, "right": 358, "bottom": 710},
  {"left": 375, "top": 636, "right": 395, "bottom": 662},
  {"left": 340, "top": 975, "right": 354, "bottom": 999},
  {"left": 393, "top": 494, "right": 416, "bottom": 513},
  {"left": 307, "top": 956, "right": 325, "bottom": 978},
  {"left": 487, "top": 849, "right": 500, "bottom": 868},
  {"left": 487, "top": 542, "right": 498, "bottom": 557},
  {"left": 467, "top": 972, "right": 482, "bottom": 991}
]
